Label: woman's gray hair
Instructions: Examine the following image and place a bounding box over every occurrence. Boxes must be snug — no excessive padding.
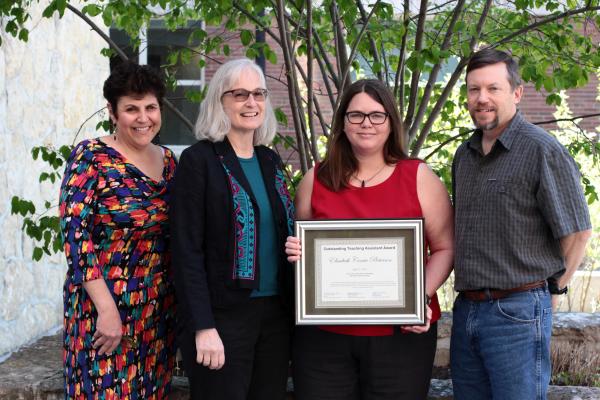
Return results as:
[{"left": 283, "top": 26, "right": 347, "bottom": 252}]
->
[{"left": 194, "top": 58, "right": 278, "bottom": 145}]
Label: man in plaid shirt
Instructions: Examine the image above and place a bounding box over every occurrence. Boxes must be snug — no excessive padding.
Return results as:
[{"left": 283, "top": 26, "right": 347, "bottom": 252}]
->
[{"left": 451, "top": 48, "right": 592, "bottom": 400}]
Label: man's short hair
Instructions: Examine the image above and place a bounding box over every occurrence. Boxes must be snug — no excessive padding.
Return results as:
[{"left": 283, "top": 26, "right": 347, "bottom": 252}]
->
[{"left": 466, "top": 48, "right": 522, "bottom": 90}]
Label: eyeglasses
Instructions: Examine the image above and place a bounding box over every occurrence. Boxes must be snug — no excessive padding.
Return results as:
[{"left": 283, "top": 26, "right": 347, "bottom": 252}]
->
[
  {"left": 345, "top": 111, "right": 389, "bottom": 125},
  {"left": 222, "top": 88, "right": 268, "bottom": 102}
]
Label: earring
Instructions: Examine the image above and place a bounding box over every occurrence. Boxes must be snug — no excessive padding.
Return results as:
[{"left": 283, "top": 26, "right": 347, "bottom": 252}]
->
[{"left": 112, "top": 122, "right": 118, "bottom": 141}]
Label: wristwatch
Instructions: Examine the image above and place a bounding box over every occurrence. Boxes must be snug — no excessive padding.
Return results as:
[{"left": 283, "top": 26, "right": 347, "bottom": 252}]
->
[{"left": 548, "top": 279, "right": 568, "bottom": 295}]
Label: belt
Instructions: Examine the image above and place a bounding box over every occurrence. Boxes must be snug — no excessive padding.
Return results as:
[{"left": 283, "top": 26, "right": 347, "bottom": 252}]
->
[{"left": 460, "top": 280, "right": 546, "bottom": 301}]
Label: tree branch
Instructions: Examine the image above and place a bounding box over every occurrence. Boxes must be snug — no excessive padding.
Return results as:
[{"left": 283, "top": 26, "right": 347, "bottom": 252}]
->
[
  {"left": 283, "top": 0, "right": 340, "bottom": 89},
  {"left": 275, "top": 0, "right": 309, "bottom": 171},
  {"left": 407, "top": 0, "right": 466, "bottom": 144},
  {"left": 335, "top": 0, "right": 381, "bottom": 109},
  {"left": 490, "top": 5, "right": 600, "bottom": 49},
  {"left": 410, "top": 0, "right": 492, "bottom": 156},
  {"left": 403, "top": 0, "right": 428, "bottom": 131},
  {"left": 356, "top": 0, "right": 383, "bottom": 81},
  {"left": 394, "top": 0, "right": 410, "bottom": 115},
  {"left": 65, "top": 4, "right": 194, "bottom": 132},
  {"left": 423, "top": 112, "right": 600, "bottom": 161},
  {"left": 306, "top": 0, "right": 319, "bottom": 161},
  {"left": 330, "top": 0, "right": 350, "bottom": 91}
]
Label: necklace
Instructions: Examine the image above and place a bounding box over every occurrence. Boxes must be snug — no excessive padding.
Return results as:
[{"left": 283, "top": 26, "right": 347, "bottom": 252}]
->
[{"left": 352, "top": 163, "right": 388, "bottom": 188}]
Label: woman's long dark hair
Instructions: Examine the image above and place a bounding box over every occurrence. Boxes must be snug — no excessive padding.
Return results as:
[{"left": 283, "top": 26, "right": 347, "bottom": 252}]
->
[{"left": 317, "top": 79, "right": 408, "bottom": 191}]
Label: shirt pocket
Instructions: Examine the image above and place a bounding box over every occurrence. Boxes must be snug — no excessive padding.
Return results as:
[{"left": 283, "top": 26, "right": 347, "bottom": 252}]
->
[{"left": 484, "top": 178, "right": 533, "bottom": 211}]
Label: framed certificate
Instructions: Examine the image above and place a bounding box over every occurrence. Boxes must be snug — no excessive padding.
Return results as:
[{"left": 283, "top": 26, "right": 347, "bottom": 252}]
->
[{"left": 295, "top": 219, "right": 425, "bottom": 325}]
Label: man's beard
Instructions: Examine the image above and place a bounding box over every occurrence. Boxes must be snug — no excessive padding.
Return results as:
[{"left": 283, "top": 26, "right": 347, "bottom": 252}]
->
[{"left": 470, "top": 112, "right": 499, "bottom": 132}]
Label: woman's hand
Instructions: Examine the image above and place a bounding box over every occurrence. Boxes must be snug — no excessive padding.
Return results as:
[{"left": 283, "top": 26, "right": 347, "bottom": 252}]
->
[
  {"left": 401, "top": 305, "right": 432, "bottom": 334},
  {"left": 84, "top": 279, "right": 123, "bottom": 356},
  {"left": 92, "top": 306, "right": 123, "bottom": 355},
  {"left": 195, "top": 328, "right": 225, "bottom": 370},
  {"left": 285, "top": 236, "right": 302, "bottom": 262}
]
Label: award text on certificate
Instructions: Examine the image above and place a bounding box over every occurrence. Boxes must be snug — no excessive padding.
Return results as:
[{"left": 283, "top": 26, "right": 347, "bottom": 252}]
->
[{"left": 314, "top": 238, "right": 405, "bottom": 308}]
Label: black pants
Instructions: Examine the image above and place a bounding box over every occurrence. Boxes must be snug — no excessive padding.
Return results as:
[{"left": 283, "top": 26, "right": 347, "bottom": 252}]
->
[
  {"left": 292, "top": 323, "right": 437, "bottom": 400},
  {"left": 179, "top": 296, "right": 291, "bottom": 400}
]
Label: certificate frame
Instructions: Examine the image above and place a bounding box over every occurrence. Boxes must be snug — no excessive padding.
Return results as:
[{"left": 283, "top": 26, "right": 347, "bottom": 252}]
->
[{"left": 295, "top": 219, "right": 425, "bottom": 325}]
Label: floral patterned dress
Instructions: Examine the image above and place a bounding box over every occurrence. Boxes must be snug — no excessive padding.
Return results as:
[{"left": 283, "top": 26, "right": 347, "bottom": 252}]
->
[{"left": 59, "top": 139, "right": 177, "bottom": 399}]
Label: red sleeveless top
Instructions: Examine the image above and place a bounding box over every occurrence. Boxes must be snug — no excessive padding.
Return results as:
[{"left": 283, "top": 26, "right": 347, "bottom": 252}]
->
[{"left": 312, "top": 159, "right": 441, "bottom": 336}]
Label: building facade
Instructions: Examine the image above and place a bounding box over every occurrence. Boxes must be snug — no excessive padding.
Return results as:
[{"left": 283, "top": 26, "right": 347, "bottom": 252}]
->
[{"left": 0, "top": 2, "right": 598, "bottom": 357}]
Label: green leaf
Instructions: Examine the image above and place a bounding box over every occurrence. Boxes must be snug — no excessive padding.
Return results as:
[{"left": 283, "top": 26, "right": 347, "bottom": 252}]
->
[
  {"left": 189, "top": 29, "right": 207, "bottom": 44},
  {"left": 18, "top": 28, "right": 28, "bottom": 41},
  {"left": 56, "top": 0, "right": 67, "bottom": 17},
  {"left": 53, "top": 237, "right": 63, "bottom": 253},
  {"left": 545, "top": 93, "right": 562, "bottom": 106},
  {"left": 33, "top": 247, "right": 43, "bottom": 261},
  {"left": 453, "top": 21, "right": 466, "bottom": 33},
  {"left": 460, "top": 41, "right": 471, "bottom": 57},
  {"left": 49, "top": 216, "right": 60, "bottom": 231},
  {"left": 5, "top": 20, "right": 17, "bottom": 36},
  {"left": 274, "top": 107, "right": 288, "bottom": 127},
  {"left": 542, "top": 76, "right": 554, "bottom": 92},
  {"left": 59, "top": 145, "right": 73, "bottom": 160},
  {"left": 225, "top": 18, "right": 236, "bottom": 30},
  {"left": 102, "top": 8, "right": 113, "bottom": 26},
  {"left": 43, "top": 230, "right": 52, "bottom": 245},
  {"left": 406, "top": 55, "right": 418, "bottom": 71},
  {"left": 240, "top": 29, "right": 252, "bottom": 46},
  {"left": 82, "top": 4, "right": 102, "bottom": 17},
  {"left": 372, "top": 61, "right": 383, "bottom": 74},
  {"left": 100, "top": 47, "right": 116, "bottom": 58},
  {"left": 11, "top": 196, "right": 19, "bottom": 215},
  {"left": 26, "top": 200, "right": 35, "bottom": 214},
  {"left": 264, "top": 47, "right": 277, "bottom": 64},
  {"left": 180, "top": 48, "right": 192, "bottom": 65},
  {"left": 42, "top": 2, "right": 56, "bottom": 18},
  {"left": 246, "top": 47, "right": 259, "bottom": 59},
  {"left": 184, "top": 89, "right": 205, "bottom": 103}
]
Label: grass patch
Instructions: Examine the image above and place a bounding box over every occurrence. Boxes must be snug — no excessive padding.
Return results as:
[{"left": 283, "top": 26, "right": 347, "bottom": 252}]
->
[{"left": 551, "top": 341, "right": 600, "bottom": 387}]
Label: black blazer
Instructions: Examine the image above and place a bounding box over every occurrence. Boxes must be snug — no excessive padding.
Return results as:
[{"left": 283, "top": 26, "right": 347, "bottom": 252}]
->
[{"left": 170, "top": 138, "right": 294, "bottom": 333}]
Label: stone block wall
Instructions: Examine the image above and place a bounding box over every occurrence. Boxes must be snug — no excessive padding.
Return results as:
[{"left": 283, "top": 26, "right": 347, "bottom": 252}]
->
[{"left": 0, "top": 2, "right": 108, "bottom": 358}]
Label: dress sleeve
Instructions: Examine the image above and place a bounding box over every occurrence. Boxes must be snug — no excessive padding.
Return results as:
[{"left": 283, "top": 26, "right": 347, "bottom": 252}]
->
[{"left": 59, "top": 141, "right": 101, "bottom": 285}]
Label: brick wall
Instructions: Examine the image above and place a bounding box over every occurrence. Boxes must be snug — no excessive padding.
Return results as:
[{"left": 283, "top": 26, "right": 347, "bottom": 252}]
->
[{"left": 203, "top": 24, "right": 599, "bottom": 169}]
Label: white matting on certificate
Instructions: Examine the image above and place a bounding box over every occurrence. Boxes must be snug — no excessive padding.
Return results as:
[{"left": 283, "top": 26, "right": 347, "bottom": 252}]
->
[{"left": 314, "top": 238, "right": 405, "bottom": 308}]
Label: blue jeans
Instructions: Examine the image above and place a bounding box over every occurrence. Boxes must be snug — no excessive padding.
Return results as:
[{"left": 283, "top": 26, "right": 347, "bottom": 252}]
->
[{"left": 450, "top": 286, "right": 552, "bottom": 400}]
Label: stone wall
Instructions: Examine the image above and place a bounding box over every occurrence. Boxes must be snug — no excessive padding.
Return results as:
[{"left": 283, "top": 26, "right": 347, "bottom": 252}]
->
[{"left": 0, "top": 1, "right": 108, "bottom": 357}]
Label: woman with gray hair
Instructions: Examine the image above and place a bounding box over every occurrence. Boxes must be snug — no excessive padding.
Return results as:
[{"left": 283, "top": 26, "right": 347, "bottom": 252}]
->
[{"left": 170, "top": 58, "right": 295, "bottom": 400}]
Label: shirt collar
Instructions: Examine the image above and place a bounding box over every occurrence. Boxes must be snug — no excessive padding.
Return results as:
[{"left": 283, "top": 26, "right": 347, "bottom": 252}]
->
[{"left": 466, "top": 111, "right": 523, "bottom": 154}]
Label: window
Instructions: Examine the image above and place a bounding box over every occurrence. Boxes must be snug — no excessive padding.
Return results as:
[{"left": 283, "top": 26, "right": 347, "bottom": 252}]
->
[{"left": 110, "top": 20, "right": 204, "bottom": 149}]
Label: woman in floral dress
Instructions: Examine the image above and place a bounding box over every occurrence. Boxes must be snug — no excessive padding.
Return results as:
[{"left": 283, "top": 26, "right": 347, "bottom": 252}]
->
[{"left": 59, "top": 62, "right": 176, "bottom": 399}]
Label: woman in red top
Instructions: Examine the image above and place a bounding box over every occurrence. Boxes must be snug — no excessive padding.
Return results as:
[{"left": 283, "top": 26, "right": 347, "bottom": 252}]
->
[{"left": 286, "top": 79, "right": 454, "bottom": 399}]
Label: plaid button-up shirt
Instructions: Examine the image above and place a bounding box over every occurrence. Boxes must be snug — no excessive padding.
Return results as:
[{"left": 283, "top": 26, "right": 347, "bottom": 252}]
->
[{"left": 452, "top": 111, "right": 591, "bottom": 291}]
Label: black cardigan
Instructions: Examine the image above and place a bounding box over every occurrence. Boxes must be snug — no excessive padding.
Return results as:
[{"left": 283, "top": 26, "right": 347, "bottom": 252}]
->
[{"left": 170, "top": 138, "right": 294, "bottom": 333}]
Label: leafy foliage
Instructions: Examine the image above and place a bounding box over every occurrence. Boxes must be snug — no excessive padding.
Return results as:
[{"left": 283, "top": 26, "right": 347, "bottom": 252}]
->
[{"left": 10, "top": 145, "right": 72, "bottom": 260}]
